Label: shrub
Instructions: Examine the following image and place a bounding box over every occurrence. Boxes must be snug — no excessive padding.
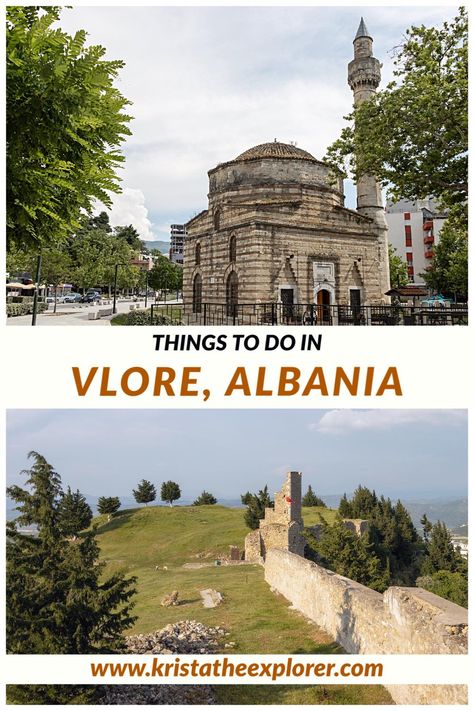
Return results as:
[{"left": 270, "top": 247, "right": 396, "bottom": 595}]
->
[
  {"left": 116, "top": 309, "right": 174, "bottom": 326},
  {"left": 6, "top": 301, "right": 47, "bottom": 317}
]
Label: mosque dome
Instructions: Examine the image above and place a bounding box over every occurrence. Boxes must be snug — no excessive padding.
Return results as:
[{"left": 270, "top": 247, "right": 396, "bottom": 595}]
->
[{"left": 234, "top": 141, "right": 317, "bottom": 162}]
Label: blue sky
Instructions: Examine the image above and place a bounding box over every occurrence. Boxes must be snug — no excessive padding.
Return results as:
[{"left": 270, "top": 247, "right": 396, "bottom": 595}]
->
[
  {"left": 6, "top": 410, "right": 467, "bottom": 500},
  {"left": 56, "top": 6, "right": 458, "bottom": 243}
]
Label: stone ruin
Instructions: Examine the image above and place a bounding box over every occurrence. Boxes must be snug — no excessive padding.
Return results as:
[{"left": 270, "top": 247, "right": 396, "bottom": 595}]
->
[{"left": 244, "top": 471, "right": 368, "bottom": 561}]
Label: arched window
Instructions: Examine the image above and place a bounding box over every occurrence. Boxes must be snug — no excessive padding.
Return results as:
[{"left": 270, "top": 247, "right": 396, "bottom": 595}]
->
[
  {"left": 195, "top": 242, "right": 201, "bottom": 266},
  {"left": 229, "top": 234, "right": 236, "bottom": 263},
  {"left": 193, "top": 273, "right": 202, "bottom": 313},
  {"left": 214, "top": 208, "right": 221, "bottom": 231},
  {"left": 226, "top": 271, "right": 238, "bottom": 317}
]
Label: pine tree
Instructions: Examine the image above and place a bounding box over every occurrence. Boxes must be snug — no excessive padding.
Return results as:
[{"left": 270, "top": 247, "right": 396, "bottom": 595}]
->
[
  {"left": 304, "top": 519, "right": 389, "bottom": 592},
  {"left": 302, "top": 485, "right": 326, "bottom": 507},
  {"left": 193, "top": 490, "right": 218, "bottom": 505},
  {"left": 161, "top": 480, "right": 181, "bottom": 506},
  {"left": 422, "top": 520, "right": 463, "bottom": 574},
  {"left": 57, "top": 486, "right": 93, "bottom": 537},
  {"left": 97, "top": 496, "right": 121, "bottom": 521},
  {"left": 242, "top": 485, "right": 274, "bottom": 530},
  {"left": 132, "top": 479, "right": 156, "bottom": 506},
  {"left": 6, "top": 452, "right": 136, "bottom": 704},
  {"left": 338, "top": 493, "right": 352, "bottom": 517}
]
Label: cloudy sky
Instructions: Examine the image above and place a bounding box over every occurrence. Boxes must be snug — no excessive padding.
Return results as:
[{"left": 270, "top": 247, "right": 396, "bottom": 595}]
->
[
  {"left": 56, "top": 5, "right": 457, "bottom": 243},
  {"left": 6, "top": 409, "right": 467, "bottom": 500}
]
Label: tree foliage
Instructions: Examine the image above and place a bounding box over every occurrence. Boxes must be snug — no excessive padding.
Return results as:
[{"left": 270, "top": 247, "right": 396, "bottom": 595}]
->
[
  {"left": 338, "top": 486, "right": 422, "bottom": 584},
  {"left": 97, "top": 496, "right": 121, "bottom": 518},
  {"left": 6, "top": 452, "right": 136, "bottom": 704},
  {"left": 304, "top": 519, "right": 390, "bottom": 592},
  {"left": 132, "top": 479, "right": 156, "bottom": 506},
  {"left": 161, "top": 480, "right": 181, "bottom": 506},
  {"left": 57, "top": 486, "right": 93, "bottom": 537},
  {"left": 193, "top": 490, "right": 218, "bottom": 506},
  {"left": 302, "top": 485, "right": 327, "bottom": 508},
  {"left": 148, "top": 255, "right": 183, "bottom": 294},
  {"left": 7, "top": 7, "right": 132, "bottom": 253},
  {"left": 416, "top": 570, "right": 467, "bottom": 608},
  {"left": 421, "top": 213, "right": 467, "bottom": 299},
  {"left": 325, "top": 9, "right": 467, "bottom": 223},
  {"left": 388, "top": 243, "right": 409, "bottom": 289},
  {"left": 242, "top": 485, "right": 274, "bottom": 530}
]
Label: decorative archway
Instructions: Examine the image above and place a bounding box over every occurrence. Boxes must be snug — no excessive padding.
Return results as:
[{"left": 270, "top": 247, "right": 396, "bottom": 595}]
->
[
  {"left": 192, "top": 273, "right": 202, "bottom": 313},
  {"left": 226, "top": 271, "right": 238, "bottom": 317},
  {"left": 229, "top": 234, "right": 237, "bottom": 263},
  {"left": 195, "top": 242, "right": 201, "bottom": 266},
  {"left": 315, "top": 285, "right": 334, "bottom": 324}
]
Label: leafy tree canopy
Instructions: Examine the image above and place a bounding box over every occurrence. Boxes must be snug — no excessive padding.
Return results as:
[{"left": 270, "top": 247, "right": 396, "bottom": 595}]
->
[
  {"left": 388, "top": 243, "right": 409, "bottom": 289},
  {"left": 7, "top": 7, "right": 132, "bottom": 253},
  {"left": 325, "top": 9, "right": 467, "bottom": 224},
  {"left": 133, "top": 479, "right": 156, "bottom": 506},
  {"left": 421, "top": 212, "right": 467, "bottom": 300},
  {"left": 97, "top": 496, "right": 121, "bottom": 518},
  {"left": 161, "top": 480, "right": 181, "bottom": 506},
  {"left": 148, "top": 255, "right": 183, "bottom": 294},
  {"left": 193, "top": 490, "right": 218, "bottom": 506}
]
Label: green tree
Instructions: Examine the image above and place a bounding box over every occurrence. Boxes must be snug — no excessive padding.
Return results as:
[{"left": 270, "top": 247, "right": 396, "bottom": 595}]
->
[
  {"left": 388, "top": 243, "right": 409, "bottom": 289},
  {"left": 115, "top": 224, "right": 144, "bottom": 253},
  {"left": 338, "top": 493, "right": 352, "bottom": 517},
  {"left": 242, "top": 485, "right": 274, "bottom": 530},
  {"left": 41, "top": 246, "right": 73, "bottom": 312},
  {"left": 7, "top": 7, "right": 132, "bottom": 253},
  {"left": 416, "top": 570, "right": 467, "bottom": 608},
  {"left": 325, "top": 9, "right": 467, "bottom": 224},
  {"left": 422, "top": 214, "right": 468, "bottom": 300},
  {"left": 6, "top": 452, "right": 136, "bottom": 705},
  {"left": 193, "top": 490, "right": 218, "bottom": 506},
  {"left": 57, "top": 486, "right": 93, "bottom": 538},
  {"left": 97, "top": 496, "right": 121, "bottom": 521},
  {"left": 132, "top": 479, "right": 156, "bottom": 506},
  {"left": 304, "top": 519, "right": 389, "bottom": 592},
  {"left": 161, "top": 480, "right": 181, "bottom": 506},
  {"left": 302, "top": 485, "right": 327, "bottom": 507},
  {"left": 149, "top": 255, "right": 182, "bottom": 298},
  {"left": 421, "top": 520, "right": 464, "bottom": 574},
  {"left": 420, "top": 513, "right": 433, "bottom": 543}
]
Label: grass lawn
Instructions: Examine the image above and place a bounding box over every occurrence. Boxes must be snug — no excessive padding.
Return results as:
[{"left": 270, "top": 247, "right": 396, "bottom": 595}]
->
[{"left": 95, "top": 505, "right": 392, "bottom": 705}]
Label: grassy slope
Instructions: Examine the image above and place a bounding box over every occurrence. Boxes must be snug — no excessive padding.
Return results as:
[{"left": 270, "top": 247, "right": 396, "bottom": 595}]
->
[{"left": 95, "top": 505, "right": 392, "bottom": 705}]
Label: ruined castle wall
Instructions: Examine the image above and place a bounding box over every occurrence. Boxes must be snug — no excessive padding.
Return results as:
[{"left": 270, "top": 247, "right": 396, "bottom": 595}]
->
[{"left": 265, "top": 549, "right": 467, "bottom": 705}]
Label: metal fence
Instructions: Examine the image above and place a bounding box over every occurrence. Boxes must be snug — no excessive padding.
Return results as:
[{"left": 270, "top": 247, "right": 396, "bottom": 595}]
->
[{"left": 150, "top": 302, "right": 468, "bottom": 326}]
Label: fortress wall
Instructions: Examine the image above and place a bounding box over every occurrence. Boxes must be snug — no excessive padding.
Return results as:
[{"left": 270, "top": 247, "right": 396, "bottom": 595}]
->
[{"left": 265, "top": 549, "right": 467, "bottom": 705}]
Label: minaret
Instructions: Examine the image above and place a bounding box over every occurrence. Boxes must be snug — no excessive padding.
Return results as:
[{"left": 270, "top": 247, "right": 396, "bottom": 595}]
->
[{"left": 348, "top": 18, "right": 390, "bottom": 299}]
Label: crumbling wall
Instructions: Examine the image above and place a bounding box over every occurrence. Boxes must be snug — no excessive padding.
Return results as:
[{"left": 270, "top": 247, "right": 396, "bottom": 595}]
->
[{"left": 265, "top": 549, "right": 467, "bottom": 705}]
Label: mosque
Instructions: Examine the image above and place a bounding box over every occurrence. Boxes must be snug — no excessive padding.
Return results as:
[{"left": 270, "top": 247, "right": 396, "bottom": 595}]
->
[{"left": 183, "top": 19, "right": 390, "bottom": 323}]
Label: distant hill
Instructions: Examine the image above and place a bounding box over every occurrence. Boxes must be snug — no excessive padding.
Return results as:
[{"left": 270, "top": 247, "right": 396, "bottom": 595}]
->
[
  {"left": 144, "top": 240, "right": 170, "bottom": 254},
  {"left": 402, "top": 498, "right": 467, "bottom": 531}
]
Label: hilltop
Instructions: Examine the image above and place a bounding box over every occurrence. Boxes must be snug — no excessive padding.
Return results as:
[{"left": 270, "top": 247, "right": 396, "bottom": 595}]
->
[{"left": 94, "top": 504, "right": 391, "bottom": 705}]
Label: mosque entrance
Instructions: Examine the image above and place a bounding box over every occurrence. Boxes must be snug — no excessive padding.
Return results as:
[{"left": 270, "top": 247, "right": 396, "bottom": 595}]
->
[
  {"left": 280, "top": 288, "right": 295, "bottom": 320},
  {"left": 317, "top": 288, "right": 331, "bottom": 323}
]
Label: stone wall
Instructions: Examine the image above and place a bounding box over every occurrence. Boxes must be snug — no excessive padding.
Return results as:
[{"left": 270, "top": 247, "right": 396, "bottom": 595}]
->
[{"left": 265, "top": 549, "right": 467, "bottom": 705}]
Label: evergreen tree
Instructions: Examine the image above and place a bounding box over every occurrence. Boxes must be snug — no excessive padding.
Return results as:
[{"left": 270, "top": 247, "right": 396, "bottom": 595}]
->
[
  {"left": 97, "top": 496, "right": 121, "bottom": 521},
  {"left": 6, "top": 452, "right": 136, "bottom": 704},
  {"left": 420, "top": 513, "right": 433, "bottom": 543},
  {"left": 241, "top": 491, "right": 252, "bottom": 506},
  {"left": 242, "top": 485, "right": 274, "bottom": 530},
  {"left": 57, "top": 486, "right": 93, "bottom": 537},
  {"left": 161, "top": 481, "right": 181, "bottom": 506},
  {"left": 132, "top": 479, "right": 156, "bottom": 506},
  {"left": 422, "top": 520, "right": 464, "bottom": 574},
  {"left": 193, "top": 490, "right": 218, "bottom": 505},
  {"left": 304, "top": 519, "right": 389, "bottom": 592},
  {"left": 416, "top": 570, "right": 467, "bottom": 608},
  {"left": 338, "top": 493, "right": 352, "bottom": 517},
  {"left": 302, "top": 485, "right": 326, "bottom": 507}
]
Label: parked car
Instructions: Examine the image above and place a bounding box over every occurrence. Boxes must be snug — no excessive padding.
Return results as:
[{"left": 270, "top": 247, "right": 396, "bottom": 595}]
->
[
  {"left": 82, "top": 292, "right": 101, "bottom": 303},
  {"left": 63, "top": 292, "right": 82, "bottom": 303}
]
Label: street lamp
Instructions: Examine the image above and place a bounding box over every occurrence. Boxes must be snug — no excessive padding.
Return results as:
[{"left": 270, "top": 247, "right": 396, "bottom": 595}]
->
[
  {"left": 31, "top": 252, "right": 42, "bottom": 326},
  {"left": 112, "top": 263, "right": 127, "bottom": 314}
]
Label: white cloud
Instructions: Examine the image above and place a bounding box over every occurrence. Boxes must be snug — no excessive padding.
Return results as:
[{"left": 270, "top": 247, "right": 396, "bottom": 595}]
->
[
  {"left": 104, "top": 187, "right": 155, "bottom": 242},
  {"left": 310, "top": 410, "right": 467, "bottom": 435}
]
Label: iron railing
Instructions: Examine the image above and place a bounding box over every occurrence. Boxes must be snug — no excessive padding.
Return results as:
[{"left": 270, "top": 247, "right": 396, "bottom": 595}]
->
[{"left": 150, "top": 302, "right": 468, "bottom": 326}]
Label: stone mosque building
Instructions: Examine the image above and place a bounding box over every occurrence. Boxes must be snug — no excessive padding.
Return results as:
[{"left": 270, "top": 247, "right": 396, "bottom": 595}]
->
[{"left": 183, "top": 19, "right": 390, "bottom": 322}]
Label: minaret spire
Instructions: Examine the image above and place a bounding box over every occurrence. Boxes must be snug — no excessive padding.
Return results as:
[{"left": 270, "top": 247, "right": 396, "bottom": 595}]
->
[{"left": 347, "top": 19, "right": 390, "bottom": 300}]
